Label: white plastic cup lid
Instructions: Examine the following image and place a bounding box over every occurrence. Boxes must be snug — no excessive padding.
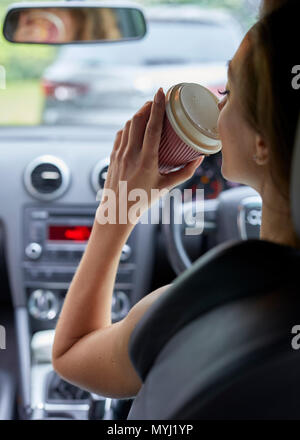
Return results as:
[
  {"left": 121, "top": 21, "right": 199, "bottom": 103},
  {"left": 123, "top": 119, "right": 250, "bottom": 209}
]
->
[{"left": 165, "top": 83, "right": 222, "bottom": 155}]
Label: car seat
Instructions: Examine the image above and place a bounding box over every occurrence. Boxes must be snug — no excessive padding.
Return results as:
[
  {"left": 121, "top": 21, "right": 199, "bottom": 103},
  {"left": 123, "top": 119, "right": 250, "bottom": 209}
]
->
[{"left": 127, "top": 115, "right": 300, "bottom": 420}]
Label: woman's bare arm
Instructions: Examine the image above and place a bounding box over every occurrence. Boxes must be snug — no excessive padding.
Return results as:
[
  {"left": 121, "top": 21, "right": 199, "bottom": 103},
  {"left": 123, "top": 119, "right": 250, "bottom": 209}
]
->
[
  {"left": 52, "top": 87, "right": 202, "bottom": 398},
  {"left": 53, "top": 263, "right": 172, "bottom": 398}
]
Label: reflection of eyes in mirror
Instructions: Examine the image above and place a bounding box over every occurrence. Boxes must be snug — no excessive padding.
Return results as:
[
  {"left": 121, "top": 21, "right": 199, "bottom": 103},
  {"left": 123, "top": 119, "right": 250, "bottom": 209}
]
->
[{"left": 6, "top": 7, "right": 146, "bottom": 44}]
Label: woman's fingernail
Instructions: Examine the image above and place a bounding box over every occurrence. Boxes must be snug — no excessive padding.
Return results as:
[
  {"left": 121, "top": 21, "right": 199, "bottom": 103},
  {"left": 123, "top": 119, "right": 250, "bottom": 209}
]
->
[{"left": 155, "top": 88, "right": 164, "bottom": 104}]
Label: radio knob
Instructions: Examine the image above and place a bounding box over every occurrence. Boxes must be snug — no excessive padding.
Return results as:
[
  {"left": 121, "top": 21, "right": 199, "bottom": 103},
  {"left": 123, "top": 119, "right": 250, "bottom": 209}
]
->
[
  {"left": 28, "top": 289, "right": 59, "bottom": 321},
  {"left": 120, "top": 244, "right": 132, "bottom": 262},
  {"left": 111, "top": 291, "right": 130, "bottom": 321},
  {"left": 25, "top": 242, "right": 42, "bottom": 260}
]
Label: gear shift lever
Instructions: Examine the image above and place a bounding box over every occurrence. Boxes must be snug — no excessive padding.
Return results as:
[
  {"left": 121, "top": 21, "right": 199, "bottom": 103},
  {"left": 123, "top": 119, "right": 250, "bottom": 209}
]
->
[{"left": 88, "top": 393, "right": 111, "bottom": 420}]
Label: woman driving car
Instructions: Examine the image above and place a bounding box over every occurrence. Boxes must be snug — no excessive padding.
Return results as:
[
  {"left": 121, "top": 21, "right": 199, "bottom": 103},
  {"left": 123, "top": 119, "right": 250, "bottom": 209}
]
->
[{"left": 52, "top": 0, "right": 300, "bottom": 400}]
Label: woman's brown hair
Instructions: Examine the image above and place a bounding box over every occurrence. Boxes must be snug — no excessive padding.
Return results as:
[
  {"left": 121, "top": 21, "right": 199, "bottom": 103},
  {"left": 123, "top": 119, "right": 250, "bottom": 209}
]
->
[
  {"left": 259, "top": 0, "right": 290, "bottom": 17},
  {"left": 236, "top": 0, "right": 299, "bottom": 201}
]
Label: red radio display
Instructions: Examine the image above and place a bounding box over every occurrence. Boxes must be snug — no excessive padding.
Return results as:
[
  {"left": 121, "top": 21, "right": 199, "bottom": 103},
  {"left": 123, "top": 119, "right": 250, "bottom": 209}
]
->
[{"left": 48, "top": 225, "right": 92, "bottom": 242}]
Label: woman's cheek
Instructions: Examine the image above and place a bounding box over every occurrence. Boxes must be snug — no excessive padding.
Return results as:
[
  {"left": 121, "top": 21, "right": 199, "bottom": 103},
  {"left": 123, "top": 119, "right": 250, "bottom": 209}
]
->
[
  {"left": 217, "top": 95, "right": 230, "bottom": 136},
  {"left": 217, "top": 106, "right": 228, "bottom": 151},
  {"left": 217, "top": 112, "right": 228, "bottom": 176},
  {"left": 218, "top": 105, "right": 237, "bottom": 180}
]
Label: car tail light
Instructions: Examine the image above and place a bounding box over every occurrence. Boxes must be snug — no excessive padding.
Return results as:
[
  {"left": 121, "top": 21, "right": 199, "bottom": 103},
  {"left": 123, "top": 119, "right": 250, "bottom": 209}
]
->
[{"left": 41, "top": 79, "right": 89, "bottom": 101}]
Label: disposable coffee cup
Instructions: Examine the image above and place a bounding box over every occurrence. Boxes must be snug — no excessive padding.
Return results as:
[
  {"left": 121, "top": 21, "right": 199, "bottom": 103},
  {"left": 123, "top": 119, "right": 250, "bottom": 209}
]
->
[{"left": 158, "top": 83, "right": 222, "bottom": 174}]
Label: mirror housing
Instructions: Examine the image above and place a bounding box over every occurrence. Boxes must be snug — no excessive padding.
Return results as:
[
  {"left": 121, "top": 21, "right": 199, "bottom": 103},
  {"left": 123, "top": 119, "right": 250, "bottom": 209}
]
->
[{"left": 3, "top": 1, "right": 147, "bottom": 45}]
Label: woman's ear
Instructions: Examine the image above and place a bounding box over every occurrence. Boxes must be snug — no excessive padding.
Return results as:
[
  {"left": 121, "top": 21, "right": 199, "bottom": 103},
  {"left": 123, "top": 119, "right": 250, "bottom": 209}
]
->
[{"left": 253, "top": 134, "right": 269, "bottom": 166}]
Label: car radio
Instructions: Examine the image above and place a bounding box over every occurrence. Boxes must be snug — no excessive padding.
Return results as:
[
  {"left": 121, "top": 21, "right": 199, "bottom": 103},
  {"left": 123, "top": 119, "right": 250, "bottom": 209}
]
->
[{"left": 23, "top": 206, "right": 136, "bottom": 332}]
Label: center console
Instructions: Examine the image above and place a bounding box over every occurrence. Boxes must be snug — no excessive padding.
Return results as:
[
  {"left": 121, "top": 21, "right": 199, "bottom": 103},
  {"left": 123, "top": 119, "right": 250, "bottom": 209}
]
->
[
  {"left": 23, "top": 205, "right": 135, "bottom": 331},
  {"left": 0, "top": 131, "right": 158, "bottom": 420},
  {"left": 19, "top": 204, "right": 156, "bottom": 419}
]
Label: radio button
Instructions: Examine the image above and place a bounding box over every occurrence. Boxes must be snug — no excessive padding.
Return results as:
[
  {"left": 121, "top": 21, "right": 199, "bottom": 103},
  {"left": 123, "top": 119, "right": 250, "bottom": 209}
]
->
[
  {"left": 116, "top": 269, "right": 133, "bottom": 284},
  {"left": 31, "top": 211, "right": 48, "bottom": 220},
  {"left": 28, "top": 289, "right": 59, "bottom": 321},
  {"left": 111, "top": 291, "right": 130, "bottom": 321},
  {"left": 24, "top": 267, "right": 39, "bottom": 280},
  {"left": 29, "top": 222, "right": 44, "bottom": 242},
  {"left": 25, "top": 242, "right": 42, "bottom": 260},
  {"left": 44, "top": 250, "right": 57, "bottom": 261},
  {"left": 57, "top": 250, "right": 69, "bottom": 260},
  {"left": 72, "top": 250, "right": 84, "bottom": 260},
  {"left": 120, "top": 244, "right": 132, "bottom": 262}
]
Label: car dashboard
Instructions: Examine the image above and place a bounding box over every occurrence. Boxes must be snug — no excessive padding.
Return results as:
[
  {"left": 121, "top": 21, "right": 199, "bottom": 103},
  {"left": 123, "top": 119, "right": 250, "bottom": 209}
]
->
[
  {"left": 185, "top": 152, "right": 240, "bottom": 201},
  {"left": 0, "top": 125, "right": 243, "bottom": 419},
  {"left": 0, "top": 125, "right": 160, "bottom": 419}
]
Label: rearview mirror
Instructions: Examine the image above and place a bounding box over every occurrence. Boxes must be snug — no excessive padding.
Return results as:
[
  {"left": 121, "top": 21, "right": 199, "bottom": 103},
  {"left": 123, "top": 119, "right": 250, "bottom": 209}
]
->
[{"left": 3, "top": 1, "right": 147, "bottom": 44}]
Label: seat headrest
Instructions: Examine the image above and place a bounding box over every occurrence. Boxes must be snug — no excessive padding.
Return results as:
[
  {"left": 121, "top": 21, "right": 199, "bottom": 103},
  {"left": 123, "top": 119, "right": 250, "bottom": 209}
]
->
[{"left": 291, "top": 115, "right": 300, "bottom": 239}]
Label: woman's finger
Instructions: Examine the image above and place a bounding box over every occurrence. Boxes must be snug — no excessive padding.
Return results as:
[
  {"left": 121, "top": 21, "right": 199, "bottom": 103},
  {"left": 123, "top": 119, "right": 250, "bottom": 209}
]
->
[
  {"left": 118, "top": 120, "right": 132, "bottom": 155},
  {"left": 141, "top": 88, "right": 165, "bottom": 167},
  {"left": 127, "top": 101, "right": 153, "bottom": 156},
  {"left": 157, "top": 156, "right": 205, "bottom": 191},
  {"left": 111, "top": 129, "right": 123, "bottom": 158}
]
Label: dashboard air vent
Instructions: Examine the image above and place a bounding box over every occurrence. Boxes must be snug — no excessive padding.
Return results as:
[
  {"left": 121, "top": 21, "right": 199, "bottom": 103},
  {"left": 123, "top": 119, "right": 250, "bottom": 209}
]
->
[
  {"left": 24, "top": 155, "right": 70, "bottom": 201},
  {"left": 91, "top": 158, "right": 110, "bottom": 194}
]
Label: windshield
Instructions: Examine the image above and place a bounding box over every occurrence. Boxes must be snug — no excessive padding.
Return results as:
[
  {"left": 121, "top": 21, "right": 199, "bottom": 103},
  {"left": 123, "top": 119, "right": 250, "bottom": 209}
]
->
[{"left": 0, "top": 0, "right": 260, "bottom": 127}]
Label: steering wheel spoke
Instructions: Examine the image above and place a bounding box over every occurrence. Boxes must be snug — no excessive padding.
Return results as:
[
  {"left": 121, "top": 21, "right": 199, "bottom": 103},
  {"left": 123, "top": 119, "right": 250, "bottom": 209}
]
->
[
  {"left": 182, "top": 199, "right": 219, "bottom": 235},
  {"left": 162, "top": 186, "right": 262, "bottom": 275}
]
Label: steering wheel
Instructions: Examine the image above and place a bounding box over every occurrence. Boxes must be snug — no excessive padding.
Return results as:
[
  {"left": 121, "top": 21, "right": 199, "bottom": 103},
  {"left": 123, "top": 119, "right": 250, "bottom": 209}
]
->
[{"left": 162, "top": 185, "right": 262, "bottom": 275}]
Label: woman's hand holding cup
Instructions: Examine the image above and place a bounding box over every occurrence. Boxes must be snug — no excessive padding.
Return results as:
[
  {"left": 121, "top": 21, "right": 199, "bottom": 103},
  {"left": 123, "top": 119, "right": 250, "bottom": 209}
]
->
[{"left": 96, "top": 87, "right": 205, "bottom": 227}]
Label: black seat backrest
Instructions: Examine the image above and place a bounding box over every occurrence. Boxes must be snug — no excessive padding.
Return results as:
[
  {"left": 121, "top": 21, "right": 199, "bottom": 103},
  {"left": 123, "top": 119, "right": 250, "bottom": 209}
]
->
[{"left": 127, "top": 239, "right": 300, "bottom": 419}]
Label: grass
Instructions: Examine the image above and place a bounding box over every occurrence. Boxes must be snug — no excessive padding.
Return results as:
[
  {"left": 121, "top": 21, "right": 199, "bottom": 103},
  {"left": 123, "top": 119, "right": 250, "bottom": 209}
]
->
[{"left": 0, "top": 80, "right": 44, "bottom": 125}]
